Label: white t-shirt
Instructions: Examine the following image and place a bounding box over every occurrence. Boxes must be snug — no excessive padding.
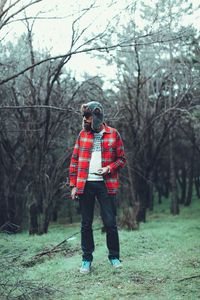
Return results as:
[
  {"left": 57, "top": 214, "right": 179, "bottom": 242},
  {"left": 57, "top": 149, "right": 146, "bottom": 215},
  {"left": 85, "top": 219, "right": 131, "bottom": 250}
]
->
[{"left": 87, "top": 129, "right": 104, "bottom": 181}]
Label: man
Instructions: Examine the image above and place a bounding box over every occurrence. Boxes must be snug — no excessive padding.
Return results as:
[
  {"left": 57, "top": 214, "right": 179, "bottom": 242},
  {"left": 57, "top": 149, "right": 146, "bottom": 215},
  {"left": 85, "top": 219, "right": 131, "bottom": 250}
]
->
[{"left": 69, "top": 101, "right": 126, "bottom": 273}]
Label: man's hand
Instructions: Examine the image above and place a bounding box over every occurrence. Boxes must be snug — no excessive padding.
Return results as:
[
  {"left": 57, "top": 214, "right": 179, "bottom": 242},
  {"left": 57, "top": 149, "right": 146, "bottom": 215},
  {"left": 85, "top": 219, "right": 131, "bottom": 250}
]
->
[
  {"left": 96, "top": 166, "right": 110, "bottom": 175},
  {"left": 71, "top": 186, "right": 77, "bottom": 200}
]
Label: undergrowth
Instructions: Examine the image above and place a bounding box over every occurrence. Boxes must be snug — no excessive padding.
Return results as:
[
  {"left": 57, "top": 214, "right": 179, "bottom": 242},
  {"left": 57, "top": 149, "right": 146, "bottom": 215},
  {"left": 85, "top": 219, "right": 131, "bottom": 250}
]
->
[{"left": 0, "top": 199, "right": 199, "bottom": 300}]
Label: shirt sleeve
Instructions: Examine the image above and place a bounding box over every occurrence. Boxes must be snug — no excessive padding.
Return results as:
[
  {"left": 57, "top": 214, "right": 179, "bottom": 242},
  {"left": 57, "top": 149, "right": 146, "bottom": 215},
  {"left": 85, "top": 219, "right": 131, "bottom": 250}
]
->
[
  {"left": 108, "top": 130, "right": 126, "bottom": 173},
  {"left": 69, "top": 135, "right": 80, "bottom": 187}
]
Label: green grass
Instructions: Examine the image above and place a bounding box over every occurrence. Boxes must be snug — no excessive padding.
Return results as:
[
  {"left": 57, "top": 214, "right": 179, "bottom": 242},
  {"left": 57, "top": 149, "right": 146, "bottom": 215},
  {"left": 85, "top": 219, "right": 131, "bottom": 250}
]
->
[{"left": 0, "top": 200, "right": 200, "bottom": 300}]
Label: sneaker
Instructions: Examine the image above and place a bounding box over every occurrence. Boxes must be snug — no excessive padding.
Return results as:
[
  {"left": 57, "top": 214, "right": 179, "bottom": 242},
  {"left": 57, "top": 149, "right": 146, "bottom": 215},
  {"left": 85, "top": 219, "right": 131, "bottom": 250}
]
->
[
  {"left": 79, "top": 260, "right": 91, "bottom": 274},
  {"left": 109, "top": 258, "right": 122, "bottom": 268}
]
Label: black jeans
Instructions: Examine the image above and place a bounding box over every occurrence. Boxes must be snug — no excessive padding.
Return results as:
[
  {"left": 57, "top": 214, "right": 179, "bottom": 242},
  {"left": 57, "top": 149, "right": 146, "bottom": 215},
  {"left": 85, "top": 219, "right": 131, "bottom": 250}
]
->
[{"left": 79, "top": 181, "right": 120, "bottom": 262}]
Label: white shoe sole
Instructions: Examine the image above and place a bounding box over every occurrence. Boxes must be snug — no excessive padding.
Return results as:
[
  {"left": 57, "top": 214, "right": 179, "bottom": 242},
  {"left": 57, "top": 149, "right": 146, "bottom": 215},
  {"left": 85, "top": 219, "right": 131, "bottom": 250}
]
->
[{"left": 79, "top": 268, "right": 91, "bottom": 274}]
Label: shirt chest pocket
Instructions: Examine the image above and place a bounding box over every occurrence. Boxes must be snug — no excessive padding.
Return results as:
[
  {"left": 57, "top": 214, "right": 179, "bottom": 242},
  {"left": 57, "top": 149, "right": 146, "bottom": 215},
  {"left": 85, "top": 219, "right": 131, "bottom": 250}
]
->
[{"left": 103, "top": 141, "right": 116, "bottom": 153}]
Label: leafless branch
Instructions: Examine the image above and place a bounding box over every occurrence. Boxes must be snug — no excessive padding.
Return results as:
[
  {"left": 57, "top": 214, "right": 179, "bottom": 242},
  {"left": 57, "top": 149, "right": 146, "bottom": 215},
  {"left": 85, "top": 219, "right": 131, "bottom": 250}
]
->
[
  {"left": 0, "top": 0, "right": 43, "bottom": 30},
  {"left": 0, "top": 33, "right": 189, "bottom": 85},
  {"left": 0, "top": 105, "right": 75, "bottom": 112},
  {"left": 0, "top": 0, "right": 21, "bottom": 19},
  {"left": 5, "top": 15, "right": 74, "bottom": 25}
]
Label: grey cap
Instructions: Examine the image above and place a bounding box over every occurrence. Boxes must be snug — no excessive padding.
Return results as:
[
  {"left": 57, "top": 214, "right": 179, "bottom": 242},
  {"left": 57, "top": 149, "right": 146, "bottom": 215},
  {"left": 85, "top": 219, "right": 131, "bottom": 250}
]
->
[{"left": 81, "top": 101, "right": 104, "bottom": 131}]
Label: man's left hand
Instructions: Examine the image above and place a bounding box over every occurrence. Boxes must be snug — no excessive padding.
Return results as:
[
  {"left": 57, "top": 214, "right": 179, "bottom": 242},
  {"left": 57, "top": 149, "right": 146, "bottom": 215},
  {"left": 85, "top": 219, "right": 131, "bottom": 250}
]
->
[{"left": 96, "top": 166, "right": 110, "bottom": 175}]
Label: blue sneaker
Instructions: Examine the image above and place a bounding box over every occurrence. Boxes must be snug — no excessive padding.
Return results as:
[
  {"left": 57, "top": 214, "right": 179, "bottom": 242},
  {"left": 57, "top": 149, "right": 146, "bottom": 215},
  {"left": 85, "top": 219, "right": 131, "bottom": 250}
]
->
[
  {"left": 79, "top": 260, "right": 91, "bottom": 274},
  {"left": 109, "top": 258, "right": 122, "bottom": 268}
]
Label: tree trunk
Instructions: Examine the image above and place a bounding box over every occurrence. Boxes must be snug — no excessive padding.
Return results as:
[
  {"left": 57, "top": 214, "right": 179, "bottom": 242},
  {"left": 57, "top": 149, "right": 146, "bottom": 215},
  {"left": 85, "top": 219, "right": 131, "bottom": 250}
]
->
[
  {"left": 169, "top": 132, "right": 179, "bottom": 215},
  {"left": 146, "top": 172, "right": 154, "bottom": 211},
  {"left": 185, "top": 146, "right": 195, "bottom": 206},
  {"left": 0, "top": 183, "right": 7, "bottom": 226},
  {"left": 29, "top": 202, "right": 39, "bottom": 235},
  {"left": 194, "top": 177, "right": 200, "bottom": 199},
  {"left": 179, "top": 166, "right": 187, "bottom": 204},
  {"left": 123, "top": 159, "right": 140, "bottom": 228},
  {"left": 42, "top": 208, "right": 50, "bottom": 233},
  {"left": 6, "top": 189, "right": 22, "bottom": 233},
  {"left": 163, "top": 169, "right": 170, "bottom": 198},
  {"left": 158, "top": 189, "right": 162, "bottom": 204},
  {"left": 137, "top": 175, "right": 147, "bottom": 222},
  {"left": 120, "top": 203, "right": 140, "bottom": 230},
  {"left": 52, "top": 208, "right": 58, "bottom": 222}
]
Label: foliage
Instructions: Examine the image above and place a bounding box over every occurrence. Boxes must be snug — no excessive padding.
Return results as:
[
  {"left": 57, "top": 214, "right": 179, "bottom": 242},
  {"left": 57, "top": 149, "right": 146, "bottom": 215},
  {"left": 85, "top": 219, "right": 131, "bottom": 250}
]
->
[{"left": 0, "top": 0, "right": 200, "bottom": 233}]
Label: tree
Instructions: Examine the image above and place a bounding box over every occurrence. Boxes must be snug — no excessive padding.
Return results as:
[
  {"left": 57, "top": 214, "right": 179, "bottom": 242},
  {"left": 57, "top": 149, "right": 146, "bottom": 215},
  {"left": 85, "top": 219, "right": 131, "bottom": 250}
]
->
[{"left": 96, "top": 0, "right": 199, "bottom": 224}]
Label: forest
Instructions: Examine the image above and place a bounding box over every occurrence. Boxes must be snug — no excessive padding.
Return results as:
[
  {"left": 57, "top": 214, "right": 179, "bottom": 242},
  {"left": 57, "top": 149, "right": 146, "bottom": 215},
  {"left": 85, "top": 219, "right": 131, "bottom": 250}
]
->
[{"left": 1, "top": 0, "right": 199, "bottom": 234}]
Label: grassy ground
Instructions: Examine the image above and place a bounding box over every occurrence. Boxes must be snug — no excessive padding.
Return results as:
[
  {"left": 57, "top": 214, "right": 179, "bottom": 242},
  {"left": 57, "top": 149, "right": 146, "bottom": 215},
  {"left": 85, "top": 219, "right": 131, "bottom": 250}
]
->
[{"left": 0, "top": 199, "right": 200, "bottom": 300}]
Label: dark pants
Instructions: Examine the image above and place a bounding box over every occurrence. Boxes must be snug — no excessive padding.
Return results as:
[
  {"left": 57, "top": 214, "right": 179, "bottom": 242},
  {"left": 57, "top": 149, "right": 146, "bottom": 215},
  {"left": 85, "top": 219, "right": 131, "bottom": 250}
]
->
[{"left": 79, "top": 181, "right": 120, "bottom": 262}]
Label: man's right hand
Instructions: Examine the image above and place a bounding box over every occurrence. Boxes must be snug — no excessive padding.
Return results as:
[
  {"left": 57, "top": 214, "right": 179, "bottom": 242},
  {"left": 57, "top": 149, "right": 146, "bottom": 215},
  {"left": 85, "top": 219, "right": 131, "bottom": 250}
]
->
[{"left": 71, "top": 187, "right": 77, "bottom": 200}]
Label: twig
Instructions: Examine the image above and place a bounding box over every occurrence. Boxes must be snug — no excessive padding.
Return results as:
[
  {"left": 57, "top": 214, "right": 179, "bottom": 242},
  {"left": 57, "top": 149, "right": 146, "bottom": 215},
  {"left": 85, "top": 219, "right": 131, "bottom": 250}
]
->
[
  {"left": 34, "top": 226, "right": 102, "bottom": 258},
  {"left": 34, "top": 232, "right": 79, "bottom": 258},
  {"left": 0, "top": 222, "right": 20, "bottom": 233},
  {"left": 21, "top": 226, "right": 103, "bottom": 267},
  {"left": 178, "top": 275, "right": 200, "bottom": 282}
]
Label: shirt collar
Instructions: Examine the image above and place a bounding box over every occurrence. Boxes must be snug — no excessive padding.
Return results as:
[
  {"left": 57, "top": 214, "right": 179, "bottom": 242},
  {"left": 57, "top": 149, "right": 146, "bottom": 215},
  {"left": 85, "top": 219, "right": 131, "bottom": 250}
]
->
[{"left": 102, "top": 123, "right": 111, "bottom": 133}]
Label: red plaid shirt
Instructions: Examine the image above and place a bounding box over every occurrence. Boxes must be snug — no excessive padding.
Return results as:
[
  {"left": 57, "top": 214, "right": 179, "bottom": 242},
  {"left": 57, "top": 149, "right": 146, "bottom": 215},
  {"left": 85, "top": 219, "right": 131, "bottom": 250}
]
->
[{"left": 69, "top": 124, "right": 126, "bottom": 194}]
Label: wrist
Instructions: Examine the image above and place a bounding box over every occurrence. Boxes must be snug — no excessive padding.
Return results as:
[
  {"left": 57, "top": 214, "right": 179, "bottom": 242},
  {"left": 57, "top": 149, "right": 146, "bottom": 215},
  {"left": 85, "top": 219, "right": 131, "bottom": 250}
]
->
[{"left": 107, "top": 166, "right": 111, "bottom": 174}]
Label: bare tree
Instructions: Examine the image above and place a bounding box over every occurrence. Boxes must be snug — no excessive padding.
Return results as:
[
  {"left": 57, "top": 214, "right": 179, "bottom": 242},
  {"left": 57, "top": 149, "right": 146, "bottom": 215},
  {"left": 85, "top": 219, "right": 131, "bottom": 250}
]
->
[{"left": 98, "top": 0, "right": 199, "bottom": 224}]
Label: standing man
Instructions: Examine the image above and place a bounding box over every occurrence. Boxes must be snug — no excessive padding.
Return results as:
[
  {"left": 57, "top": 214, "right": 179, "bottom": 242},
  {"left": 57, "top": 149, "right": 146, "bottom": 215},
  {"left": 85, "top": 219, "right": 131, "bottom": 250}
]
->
[{"left": 69, "top": 101, "right": 126, "bottom": 273}]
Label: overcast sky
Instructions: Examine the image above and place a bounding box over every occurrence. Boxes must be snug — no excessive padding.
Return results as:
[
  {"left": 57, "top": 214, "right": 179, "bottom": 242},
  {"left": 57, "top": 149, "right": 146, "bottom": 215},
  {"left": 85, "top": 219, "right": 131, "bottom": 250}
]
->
[{"left": 2, "top": 0, "right": 200, "bottom": 86}]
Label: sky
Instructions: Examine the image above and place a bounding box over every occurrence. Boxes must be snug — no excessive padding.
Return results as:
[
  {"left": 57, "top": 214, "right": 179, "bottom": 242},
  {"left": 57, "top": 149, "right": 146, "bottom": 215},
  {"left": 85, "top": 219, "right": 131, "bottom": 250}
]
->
[
  {"left": 1, "top": 0, "right": 200, "bottom": 88},
  {"left": 3, "top": 0, "right": 126, "bottom": 81}
]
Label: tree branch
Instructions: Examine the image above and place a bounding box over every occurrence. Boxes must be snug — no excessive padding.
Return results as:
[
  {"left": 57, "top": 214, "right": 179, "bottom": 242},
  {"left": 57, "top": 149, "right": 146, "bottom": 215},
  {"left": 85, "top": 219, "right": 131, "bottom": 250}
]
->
[
  {"left": 0, "top": 105, "right": 75, "bottom": 112},
  {"left": 0, "top": 0, "right": 43, "bottom": 30},
  {"left": 0, "top": 34, "right": 190, "bottom": 85}
]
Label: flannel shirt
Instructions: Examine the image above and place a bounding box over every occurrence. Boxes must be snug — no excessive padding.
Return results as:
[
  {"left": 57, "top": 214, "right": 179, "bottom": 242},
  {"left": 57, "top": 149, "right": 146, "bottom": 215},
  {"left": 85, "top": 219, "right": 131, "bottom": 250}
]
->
[{"left": 69, "top": 124, "right": 126, "bottom": 195}]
